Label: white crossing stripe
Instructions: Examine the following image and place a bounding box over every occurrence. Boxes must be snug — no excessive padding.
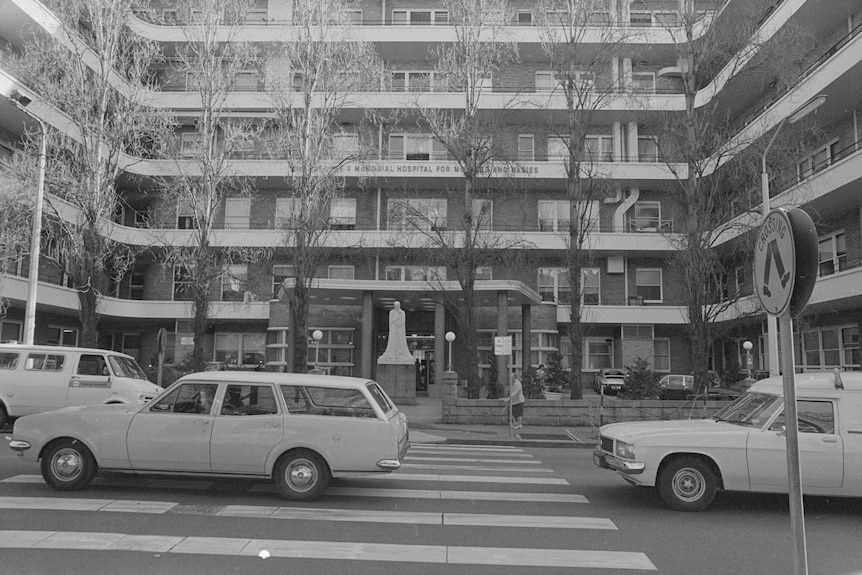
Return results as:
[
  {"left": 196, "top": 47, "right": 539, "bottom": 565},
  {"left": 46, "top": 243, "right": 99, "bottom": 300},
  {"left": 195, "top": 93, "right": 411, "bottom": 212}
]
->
[
  {"left": 358, "top": 473, "right": 569, "bottom": 485},
  {"left": 0, "top": 530, "right": 656, "bottom": 569},
  {"left": 401, "top": 463, "right": 553, "bottom": 473},
  {"left": 410, "top": 444, "right": 531, "bottom": 454},
  {"left": 0, "top": 496, "right": 176, "bottom": 514},
  {"left": 405, "top": 456, "right": 543, "bottom": 464},
  {"left": 326, "top": 487, "right": 588, "bottom": 503}
]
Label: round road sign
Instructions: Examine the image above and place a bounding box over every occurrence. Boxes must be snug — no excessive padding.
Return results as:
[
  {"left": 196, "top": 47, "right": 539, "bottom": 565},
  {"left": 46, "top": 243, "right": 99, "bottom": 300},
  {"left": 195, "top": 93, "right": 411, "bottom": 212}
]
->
[{"left": 754, "top": 209, "right": 795, "bottom": 315}]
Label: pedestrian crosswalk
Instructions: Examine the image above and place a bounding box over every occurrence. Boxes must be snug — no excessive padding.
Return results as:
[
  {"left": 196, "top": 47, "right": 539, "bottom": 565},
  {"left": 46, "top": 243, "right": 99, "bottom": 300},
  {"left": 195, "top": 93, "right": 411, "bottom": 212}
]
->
[{"left": 0, "top": 443, "right": 657, "bottom": 571}]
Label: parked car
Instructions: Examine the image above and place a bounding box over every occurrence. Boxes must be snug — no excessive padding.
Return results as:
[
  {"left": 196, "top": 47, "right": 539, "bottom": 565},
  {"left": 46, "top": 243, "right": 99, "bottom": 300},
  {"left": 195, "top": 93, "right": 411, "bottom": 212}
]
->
[
  {"left": 594, "top": 368, "right": 627, "bottom": 395},
  {"left": 593, "top": 371, "right": 862, "bottom": 511},
  {"left": 0, "top": 344, "right": 162, "bottom": 429},
  {"left": 658, "top": 374, "right": 694, "bottom": 399},
  {"left": 8, "top": 372, "right": 409, "bottom": 501}
]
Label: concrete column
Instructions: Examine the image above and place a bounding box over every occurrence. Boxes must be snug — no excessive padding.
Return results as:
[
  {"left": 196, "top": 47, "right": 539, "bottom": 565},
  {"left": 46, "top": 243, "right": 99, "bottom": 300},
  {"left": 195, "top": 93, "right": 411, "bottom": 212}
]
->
[
  {"left": 522, "top": 304, "right": 532, "bottom": 373},
  {"left": 441, "top": 370, "right": 458, "bottom": 423},
  {"left": 434, "top": 302, "right": 446, "bottom": 390},
  {"left": 627, "top": 120, "right": 638, "bottom": 162},
  {"left": 361, "top": 291, "right": 373, "bottom": 379},
  {"left": 286, "top": 303, "right": 295, "bottom": 373},
  {"left": 496, "top": 290, "right": 509, "bottom": 389}
]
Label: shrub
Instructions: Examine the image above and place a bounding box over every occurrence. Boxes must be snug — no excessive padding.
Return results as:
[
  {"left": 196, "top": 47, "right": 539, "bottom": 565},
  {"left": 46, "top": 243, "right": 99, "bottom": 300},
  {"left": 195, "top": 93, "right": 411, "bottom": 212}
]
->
[
  {"left": 621, "top": 357, "right": 661, "bottom": 399},
  {"left": 544, "top": 350, "right": 569, "bottom": 393}
]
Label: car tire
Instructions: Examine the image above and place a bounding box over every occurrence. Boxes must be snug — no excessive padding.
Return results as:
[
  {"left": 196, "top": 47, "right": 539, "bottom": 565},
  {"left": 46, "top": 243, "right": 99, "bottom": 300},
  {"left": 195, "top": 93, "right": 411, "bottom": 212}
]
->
[
  {"left": 274, "top": 449, "right": 331, "bottom": 501},
  {"left": 0, "top": 403, "right": 8, "bottom": 429},
  {"left": 41, "top": 439, "right": 98, "bottom": 491},
  {"left": 658, "top": 456, "right": 718, "bottom": 512}
]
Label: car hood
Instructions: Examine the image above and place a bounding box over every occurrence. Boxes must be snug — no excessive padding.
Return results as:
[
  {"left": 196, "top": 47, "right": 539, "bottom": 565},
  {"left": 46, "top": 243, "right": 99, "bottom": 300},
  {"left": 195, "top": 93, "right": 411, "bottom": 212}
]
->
[{"left": 600, "top": 418, "right": 743, "bottom": 442}]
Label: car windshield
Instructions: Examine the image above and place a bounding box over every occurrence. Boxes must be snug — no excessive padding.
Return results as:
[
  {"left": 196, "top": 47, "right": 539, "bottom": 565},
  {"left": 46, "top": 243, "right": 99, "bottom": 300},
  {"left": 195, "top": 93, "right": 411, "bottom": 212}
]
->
[
  {"left": 108, "top": 356, "right": 148, "bottom": 379},
  {"left": 712, "top": 392, "right": 781, "bottom": 428}
]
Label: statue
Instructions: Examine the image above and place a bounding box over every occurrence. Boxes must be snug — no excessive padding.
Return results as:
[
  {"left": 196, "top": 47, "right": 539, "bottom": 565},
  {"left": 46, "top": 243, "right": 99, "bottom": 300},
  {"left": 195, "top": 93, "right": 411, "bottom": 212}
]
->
[{"left": 378, "top": 301, "right": 414, "bottom": 364}]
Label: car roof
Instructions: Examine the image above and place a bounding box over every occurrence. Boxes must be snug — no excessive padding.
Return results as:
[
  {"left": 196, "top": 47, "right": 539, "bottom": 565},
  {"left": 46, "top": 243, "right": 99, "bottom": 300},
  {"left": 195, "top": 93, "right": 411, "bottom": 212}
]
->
[
  {"left": 177, "top": 371, "right": 377, "bottom": 390},
  {"left": 602, "top": 368, "right": 626, "bottom": 375},
  {"left": 0, "top": 344, "right": 135, "bottom": 359},
  {"left": 748, "top": 371, "right": 862, "bottom": 395}
]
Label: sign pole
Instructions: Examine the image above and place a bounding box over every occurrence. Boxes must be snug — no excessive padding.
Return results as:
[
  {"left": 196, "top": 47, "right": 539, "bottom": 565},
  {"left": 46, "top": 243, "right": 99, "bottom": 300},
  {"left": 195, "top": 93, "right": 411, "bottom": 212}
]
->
[{"left": 778, "top": 311, "right": 808, "bottom": 575}]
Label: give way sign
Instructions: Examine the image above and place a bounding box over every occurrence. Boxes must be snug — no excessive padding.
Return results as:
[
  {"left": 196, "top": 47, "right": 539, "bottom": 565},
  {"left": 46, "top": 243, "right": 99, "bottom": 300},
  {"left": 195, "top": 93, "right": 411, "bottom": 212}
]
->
[{"left": 754, "top": 208, "right": 818, "bottom": 317}]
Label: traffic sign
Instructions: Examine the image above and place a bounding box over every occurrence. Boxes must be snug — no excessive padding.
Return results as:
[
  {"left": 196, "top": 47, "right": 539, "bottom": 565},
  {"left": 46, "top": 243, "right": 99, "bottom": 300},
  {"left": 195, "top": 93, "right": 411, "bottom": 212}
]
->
[
  {"left": 754, "top": 208, "right": 818, "bottom": 317},
  {"left": 494, "top": 336, "right": 512, "bottom": 356},
  {"left": 754, "top": 209, "right": 795, "bottom": 315}
]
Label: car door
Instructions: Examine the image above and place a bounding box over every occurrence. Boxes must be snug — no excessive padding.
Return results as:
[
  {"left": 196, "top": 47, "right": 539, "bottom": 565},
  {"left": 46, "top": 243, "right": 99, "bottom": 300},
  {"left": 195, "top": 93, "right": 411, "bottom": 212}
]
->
[
  {"left": 66, "top": 353, "right": 112, "bottom": 407},
  {"left": 126, "top": 382, "right": 218, "bottom": 472},
  {"left": 747, "top": 399, "right": 843, "bottom": 490},
  {"left": 210, "top": 383, "right": 283, "bottom": 473}
]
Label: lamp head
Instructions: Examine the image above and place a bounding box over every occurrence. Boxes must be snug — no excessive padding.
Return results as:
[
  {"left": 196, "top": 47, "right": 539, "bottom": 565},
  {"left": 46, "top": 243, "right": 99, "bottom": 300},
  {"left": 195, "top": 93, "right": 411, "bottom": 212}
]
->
[
  {"left": 743, "top": 340, "right": 753, "bottom": 351},
  {"left": 445, "top": 331, "right": 456, "bottom": 343},
  {"left": 312, "top": 330, "right": 323, "bottom": 342}
]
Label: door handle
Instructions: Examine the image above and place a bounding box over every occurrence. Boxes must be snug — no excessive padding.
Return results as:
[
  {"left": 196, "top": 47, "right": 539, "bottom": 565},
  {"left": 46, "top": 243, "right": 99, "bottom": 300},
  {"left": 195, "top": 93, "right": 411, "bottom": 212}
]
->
[
  {"left": 268, "top": 423, "right": 280, "bottom": 428},
  {"left": 195, "top": 419, "right": 211, "bottom": 425},
  {"left": 822, "top": 437, "right": 838, "bottom": 443}
]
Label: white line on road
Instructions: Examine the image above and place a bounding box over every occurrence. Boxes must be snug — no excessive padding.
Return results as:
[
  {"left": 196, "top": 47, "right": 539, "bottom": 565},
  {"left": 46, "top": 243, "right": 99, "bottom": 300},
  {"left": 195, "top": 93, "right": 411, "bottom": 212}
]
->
[
  {"left": 0, "top": 530, "right": 656, "bottom": 569},
  {"left": 401, "top": 463, "right": 554, "bottom": 473},
  {"left": 405, "top": 456, "right": 543, "bottom": 464},
  {"left": 325, "top": 487, "right": 588, "bottom": 503},
  {"left": 0, "top": 496, "right": 177, "bottom": 514},
  {"left": 359, "top": 473, "right": 570, "bottom": 485}
]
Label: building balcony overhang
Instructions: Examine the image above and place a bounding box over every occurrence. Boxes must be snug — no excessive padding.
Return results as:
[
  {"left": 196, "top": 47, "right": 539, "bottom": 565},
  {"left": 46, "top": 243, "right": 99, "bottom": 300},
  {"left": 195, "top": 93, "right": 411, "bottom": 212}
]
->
[{"left": 556, "top": 303, "right": 688, "bottom": 325}]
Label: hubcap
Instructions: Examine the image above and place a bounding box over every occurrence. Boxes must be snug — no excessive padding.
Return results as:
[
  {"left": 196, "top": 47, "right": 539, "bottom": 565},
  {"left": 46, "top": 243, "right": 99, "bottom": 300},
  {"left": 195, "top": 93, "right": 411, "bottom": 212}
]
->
[
  {"left": 52, "top": 448, "right": 83, "bottom": 481},
  {"left": 287, "top": 459, "right": 317, "bottom": 492},
  {"left": 672, "top": 468, "right": 705, "bottom": 502}
]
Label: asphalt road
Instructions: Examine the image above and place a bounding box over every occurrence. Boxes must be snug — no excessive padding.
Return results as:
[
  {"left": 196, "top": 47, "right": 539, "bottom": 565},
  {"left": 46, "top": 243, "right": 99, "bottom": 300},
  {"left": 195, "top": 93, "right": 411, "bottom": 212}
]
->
[{"left": 0, "top": 436, "right": 860, "bottom": 575}]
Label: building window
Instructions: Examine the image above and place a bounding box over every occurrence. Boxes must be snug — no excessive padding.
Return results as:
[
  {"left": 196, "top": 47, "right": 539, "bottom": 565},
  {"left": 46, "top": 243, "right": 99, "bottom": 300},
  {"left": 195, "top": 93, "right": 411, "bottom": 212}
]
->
[
  {"left": 516, "top": 11, "right": 532, "bottom": 25},
  {"left": 538, "top": 200, "right": 569, "bottom": 231},
  {"left": 472, "top": 199, "right": 493, "bottom": 230},
  {"left": 234, "top": 70, "right": 258, "bottom": 91},
  {"left": 392, "top": 10, "right": 448, "bottom": 25},
  {"left": 538, "top": 267, "right": 570, "bottom": 304},
  {"left": 214, "top": 332, "right": 266, "bottom": 369},
  {"left": 307, "top": 328, "right": 355, "bottom": 375},
  {"left": 221, "top": 264, "right": 248, "bottom": 302},
  {"left": 129, "top": 272, "right": 145, "bottom": 300},
  {"left": 224, "top": 198, "right": 250, "bottom": 230},
  {"left": 585, "top": 339, "right": 612, "bottom": 370},
  {"left": 0, "top": 320, "right": 22, "bottom": 343},
  {"left": 180, "top": 132, "right": 203, "bottom": 156},
  {"left": 46, "top": 326, "right": 78, "bottom": 347},
  {"left": 801, "top": 326, "right": 859, "bottom": 370},
  {"left": 630, "top": 11, "right": 652, "bottom": 26},
  {"left": 583, "top": 268, "right": 600, "bottom": 305},
  {"left": 548, "top": 135, "right": 568, "bottom": 159},
  {"left": 635, "top": 268, "right": 662, "bottom": 302},
  {"left": 798, "top": 139, "right": 840, "bottom": 181},
  {"left": 177, "top": 201, "right": 197, "bottom": 229},
  {"left": 535, "top": 71, "right": 559, "bottom": 91},
  {"left": 388, "top": 198, "right": 447, "bottom": 231},
  {"left": 630, "top": 202, "right": 661, "bottom": 232},
  {"left": 818, "top": 232, "right": 847, "bottom": 276},
  {"left": 654, "top": 339, "right": 670, "bottom": 371},
  {"left": 388, "top": 133, "right": 447, "bottom": 160},
  {"left": 637, "top": 137, "right": 658, "bottom": 162},
  {"left": 272, "top": 265, "right": 295, "bottom": 299},
  {"left": 173, "top": 266, "right": 193, "bottom": 301},
  {"left": 331, "top": 133, "right": 359, "bottom": 158},
  {"left": 329, "top": 198, "right": 356, "bottom": 230},
  {"left": 476, "top": 266, "right": 493, "bottom": 280},
  {"left": 391, "top": 71, "right": 435, "bottom": 92},
  {"left": 342, "top": 9, "right": 362, "bottom": 24},
  {"left": 275, "top": 197, "right": 300, "bottom": 228},
  {"left": 385, "top": 266, "right": 446, "bottom": 282},
  {"left": 518, "top": 134, "right": 535, "bottom": 161},
  {"left": 328, "top": 265, "right": 354, "bottom": 279},
  {"left": 584, "top": 135, "right": 613, "bottom": 162}
]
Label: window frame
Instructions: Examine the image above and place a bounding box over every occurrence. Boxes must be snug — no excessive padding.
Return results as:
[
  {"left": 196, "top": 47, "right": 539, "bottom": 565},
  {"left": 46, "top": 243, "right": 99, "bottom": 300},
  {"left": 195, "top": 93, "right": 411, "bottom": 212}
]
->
[
  {"left": 224, "top": 198, "right": 250, "bottom": 230},
  {"left": 818, "top": 231, "right": 847, "bottom": 276},
  {"left": 635, "top": 268, "right": 663, "bottom": 303}
]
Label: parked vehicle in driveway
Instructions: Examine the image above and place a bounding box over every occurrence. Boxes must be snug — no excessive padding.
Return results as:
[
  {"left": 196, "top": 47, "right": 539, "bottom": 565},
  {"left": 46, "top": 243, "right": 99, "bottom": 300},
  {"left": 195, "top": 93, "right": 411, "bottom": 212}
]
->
[
  {"left": 658, "top": 374, "right": 694, "bottom": 399},
  {"left": 593, "top": 371, "right": 862, "bottom": 511},
  {"left": 594, "top": 368, "right": 627, "bottom": 395},
  {"left": 8, "top": 372, "right": 409, "bottom": 501},
  {"left": 0, "top": 344, "right": 162, "bottom": 429}
]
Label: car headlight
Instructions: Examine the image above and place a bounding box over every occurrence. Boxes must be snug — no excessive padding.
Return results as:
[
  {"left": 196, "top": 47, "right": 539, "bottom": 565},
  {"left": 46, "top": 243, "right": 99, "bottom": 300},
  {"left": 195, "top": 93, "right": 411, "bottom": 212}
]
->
[{"left": 614, "top": 440, "right": 635, "bottom": 459}]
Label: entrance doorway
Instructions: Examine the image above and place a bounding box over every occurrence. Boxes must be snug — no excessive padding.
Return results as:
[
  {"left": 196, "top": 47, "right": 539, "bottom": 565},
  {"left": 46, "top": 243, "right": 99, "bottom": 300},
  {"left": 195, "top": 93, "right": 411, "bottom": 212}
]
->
[{"left": 408, "top": 335, "right": 435, "bottom": 393}]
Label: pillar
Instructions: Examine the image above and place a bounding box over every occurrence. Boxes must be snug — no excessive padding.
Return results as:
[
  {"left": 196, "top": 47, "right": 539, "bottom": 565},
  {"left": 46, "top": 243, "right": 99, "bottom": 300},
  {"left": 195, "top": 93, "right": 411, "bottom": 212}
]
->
[
  {"left": 496, "top": 290, "right": 509, "bottom": 389},
  {"left": 434, "top": 302, "right": 446, "bottom": 393},
  {"left": 361, "top": 291, "right": 373, "bottom": 379},
  {"left": 522, "top": 303, "right": 532, "bottom": 373}
]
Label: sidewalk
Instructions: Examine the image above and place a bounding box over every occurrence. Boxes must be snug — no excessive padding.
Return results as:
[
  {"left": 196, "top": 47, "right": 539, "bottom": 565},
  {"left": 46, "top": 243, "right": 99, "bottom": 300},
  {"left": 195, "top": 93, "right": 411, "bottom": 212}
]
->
[{"left": 399, "top": 396, "right": 599, "bottom": 449}]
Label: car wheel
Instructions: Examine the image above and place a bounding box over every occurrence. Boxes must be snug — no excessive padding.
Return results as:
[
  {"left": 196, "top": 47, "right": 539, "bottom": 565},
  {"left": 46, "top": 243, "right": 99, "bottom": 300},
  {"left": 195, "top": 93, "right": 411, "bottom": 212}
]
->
[
  {"left": 41, "top": 439, "right": 98, "bottom": 491},
  {"left": 0, "top": 403, "right": 8, "bottom": 429},
  {"left": 658, "top": 456, "right": 718, "bottom": 512},
  {"left": 274, "top": 449, "right": 331, "bottom": 501}
]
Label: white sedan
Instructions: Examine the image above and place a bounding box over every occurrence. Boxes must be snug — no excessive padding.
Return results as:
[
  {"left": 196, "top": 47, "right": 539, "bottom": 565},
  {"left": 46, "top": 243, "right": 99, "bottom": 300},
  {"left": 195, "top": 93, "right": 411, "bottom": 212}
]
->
[
  {"left": 8, "top": 372, "right": 409, "bottom": 501},
  {"left": 594, "top": 372, "right": 862, "bottom": 511}
]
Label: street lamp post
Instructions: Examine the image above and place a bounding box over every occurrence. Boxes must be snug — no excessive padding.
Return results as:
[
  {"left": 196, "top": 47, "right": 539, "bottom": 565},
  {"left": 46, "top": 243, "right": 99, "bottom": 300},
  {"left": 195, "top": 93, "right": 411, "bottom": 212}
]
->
[
  {"left": 5, "top": 90, "right": 47, "bottom": 345},
  {"left": 760, "top": 94, "right": 827, "bottom": 376},
  {"left": 743, "top": 340, "right": 753, "bottom": 378},
  {"left": 445, "top": 331, "right": 455, "bottom": 371},
  {"left": 312, "top": 329, "right": 323, "bottom": 372}
]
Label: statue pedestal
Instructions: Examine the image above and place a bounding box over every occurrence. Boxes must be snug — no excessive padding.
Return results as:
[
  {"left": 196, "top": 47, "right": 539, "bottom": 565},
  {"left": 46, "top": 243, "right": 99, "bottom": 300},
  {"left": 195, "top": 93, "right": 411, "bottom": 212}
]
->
[{"left": 376, "top": 363, "right": 415, "bottom": 405}]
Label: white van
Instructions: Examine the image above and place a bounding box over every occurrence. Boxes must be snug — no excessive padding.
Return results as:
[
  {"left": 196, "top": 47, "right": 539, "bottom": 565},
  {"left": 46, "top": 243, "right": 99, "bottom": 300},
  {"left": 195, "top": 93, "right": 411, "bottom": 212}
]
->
[{"left": 0, "top": 344, "right": 162, "bottom": 428}]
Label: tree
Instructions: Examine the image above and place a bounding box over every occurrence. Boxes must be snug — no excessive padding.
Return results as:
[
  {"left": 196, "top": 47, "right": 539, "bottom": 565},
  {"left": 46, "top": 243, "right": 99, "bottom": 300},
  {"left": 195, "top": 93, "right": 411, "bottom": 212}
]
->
[
  {"left": 263, "top": 0, "right": 380, "bottom": 373},
  {"left": 159, "top": 0, "right": 261, "bottom": 370},
  {"left": 653, "top": 1, "right": 818, "bottom": 393},
  {"left": 0, "top": 149, "right": 37, "bottom": 319},
  {"left": 12, "top": 0, "right": 171, "bottom": 346},
  {"left": 398, "top": 0, "right": 522, "bottom": 398},
  {"left": 536, "top": 0, "right": 630, "bottom": 398}
]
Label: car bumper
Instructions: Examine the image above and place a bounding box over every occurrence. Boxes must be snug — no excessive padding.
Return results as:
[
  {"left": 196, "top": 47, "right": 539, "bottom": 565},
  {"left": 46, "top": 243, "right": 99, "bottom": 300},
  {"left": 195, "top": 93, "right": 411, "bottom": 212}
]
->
[{"left": 593, "top": 446, "right": 645, "bottom": 474}]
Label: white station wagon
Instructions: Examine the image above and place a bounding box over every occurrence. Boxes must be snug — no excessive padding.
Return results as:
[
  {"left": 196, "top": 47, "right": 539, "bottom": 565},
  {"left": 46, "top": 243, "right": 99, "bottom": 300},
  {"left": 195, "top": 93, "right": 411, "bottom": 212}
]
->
[
  {"left": 8, "top": 372, "right": 409, "bottom": 501},
  {"left": 594, "top": 371, "right": 862, "bottom": 511}
]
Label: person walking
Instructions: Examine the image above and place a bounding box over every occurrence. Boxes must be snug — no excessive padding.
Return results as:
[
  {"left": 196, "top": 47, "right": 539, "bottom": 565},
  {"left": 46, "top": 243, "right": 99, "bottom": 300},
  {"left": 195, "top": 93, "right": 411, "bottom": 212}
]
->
[{"left": 503, "top": 375, "right": 525, "bottom": 429}]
